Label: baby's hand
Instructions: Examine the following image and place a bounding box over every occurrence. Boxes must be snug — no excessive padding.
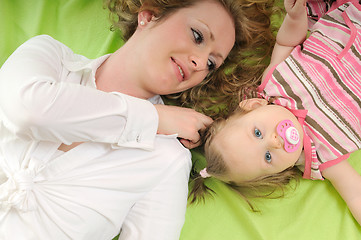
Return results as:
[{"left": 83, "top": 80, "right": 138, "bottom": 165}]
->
[
  {"left": 284, "top": 0, "right": 307, "bottom": 20},
  {"left": 154, "top": 104, "right": 213, "bottom": 149}
]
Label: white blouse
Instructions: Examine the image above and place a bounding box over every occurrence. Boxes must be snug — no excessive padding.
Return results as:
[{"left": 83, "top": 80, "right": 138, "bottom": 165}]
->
[{"left": 0, "top": 35, "right": 192, "bottom": 240}]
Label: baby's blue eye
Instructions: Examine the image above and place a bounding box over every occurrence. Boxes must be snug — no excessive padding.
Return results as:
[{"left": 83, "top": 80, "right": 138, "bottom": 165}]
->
[
  {"left": 254, "top": 128, "right": 262, "bottom": 138},
  {"left": 265, "top": 151, "right": 272, "bottom": 163}
]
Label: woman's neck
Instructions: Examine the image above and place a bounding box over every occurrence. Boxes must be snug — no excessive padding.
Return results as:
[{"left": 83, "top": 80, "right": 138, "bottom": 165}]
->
[{"left": 95, "top": 47, "right": 153, "bottom": 100}]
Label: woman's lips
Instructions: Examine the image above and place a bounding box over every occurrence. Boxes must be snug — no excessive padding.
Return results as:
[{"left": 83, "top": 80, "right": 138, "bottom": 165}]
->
[
  {"left": 171, "top": 57, "right": 186, "bottom": 82},
  {"left": 177, "top": 65, "right": 184, "bottom": 78}
]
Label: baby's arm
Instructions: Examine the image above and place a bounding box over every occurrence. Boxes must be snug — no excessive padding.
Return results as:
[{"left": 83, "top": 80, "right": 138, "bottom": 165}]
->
[
  {"left": 323, "top": 160, "right": 361, "bottom": 225},
  {"left": 262, "top": 0, "right": 308, "bottom": 80},
  {"left": 277, "top": 0, "right": 308, "bottom": 47}
]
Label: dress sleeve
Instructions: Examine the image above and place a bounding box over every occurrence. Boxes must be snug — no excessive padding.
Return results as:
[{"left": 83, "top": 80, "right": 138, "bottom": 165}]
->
[
  {"left": 118, "top": 148, "right": 192, "bottom": 240},
  {"left": 0, "top": 35, "right": 158, "bottom": 150},
  {"left": 306, "top": 0, "right": 336, "bottom": 29}
]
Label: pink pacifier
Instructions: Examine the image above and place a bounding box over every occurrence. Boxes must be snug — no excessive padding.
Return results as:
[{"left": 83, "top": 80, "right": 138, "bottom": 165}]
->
[{"left": 276, "top": 120, "right": 300, "bottom": 153}]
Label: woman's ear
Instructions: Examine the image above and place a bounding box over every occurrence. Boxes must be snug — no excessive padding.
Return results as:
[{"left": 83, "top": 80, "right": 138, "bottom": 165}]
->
[
  {"left": 137, "top": 10, "right": 154, "bottom": 27},
  {"left": 238, "top": 98, "right": 268, "bottom": 111}
]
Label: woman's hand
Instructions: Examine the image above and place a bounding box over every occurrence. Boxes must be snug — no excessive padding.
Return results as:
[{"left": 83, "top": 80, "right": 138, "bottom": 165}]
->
[{"left": 154, "top": 104, "right": 213, "bottom": 149}]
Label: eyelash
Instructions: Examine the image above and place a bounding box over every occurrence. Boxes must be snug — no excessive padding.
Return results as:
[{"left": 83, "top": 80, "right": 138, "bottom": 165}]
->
[
  {"left": 191, "top": 28, "right": 216, "bottom": 72},
  {"left": 192, "top": 28, "right": 204, "bottom": 44},
  {"left": 254, "top": 128, "right": 272, "bottom": 163}
]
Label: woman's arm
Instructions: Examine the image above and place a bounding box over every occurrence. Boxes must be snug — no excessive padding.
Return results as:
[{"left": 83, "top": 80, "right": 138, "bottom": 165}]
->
[
  {"left": 322, "top": 160, "right": 361, "bottom": 225},
  {"left": 0, "top": 35, "right": 158, "bottom": 149},
  {"left": 0, "top": 35, "right": 212, "bottom": 149}
]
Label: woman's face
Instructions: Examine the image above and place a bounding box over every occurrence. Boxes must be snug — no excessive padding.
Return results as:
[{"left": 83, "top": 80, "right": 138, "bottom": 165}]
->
[{"left": 134, "top": 0, "right": 235, "bottom": 97}]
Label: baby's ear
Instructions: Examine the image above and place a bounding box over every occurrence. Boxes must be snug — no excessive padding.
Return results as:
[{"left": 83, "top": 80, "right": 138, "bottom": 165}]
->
[{"left": 238, "top": 98, "right": 268, "bottom": 111}]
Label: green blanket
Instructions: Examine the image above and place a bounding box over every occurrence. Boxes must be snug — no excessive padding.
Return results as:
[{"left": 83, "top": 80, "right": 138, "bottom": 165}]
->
[{"left": 1, "top": 0, "right": 361, "bottom": 239}]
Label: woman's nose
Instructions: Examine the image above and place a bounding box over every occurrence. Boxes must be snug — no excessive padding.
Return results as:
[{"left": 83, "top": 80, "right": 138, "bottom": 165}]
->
[{"left": 190, "top": 55, "right": 207, "bottom": 71}]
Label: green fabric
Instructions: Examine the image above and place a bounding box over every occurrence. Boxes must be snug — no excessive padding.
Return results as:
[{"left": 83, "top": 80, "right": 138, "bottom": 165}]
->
[
  {"left": 181, "top": 150, "right": 361, "bottom": 239},
  {"left": 1, "top": 0, "right": 361, "bottom": 239},
  {"left": 0, "top": 0, "right": 122, "bottom": 66}
]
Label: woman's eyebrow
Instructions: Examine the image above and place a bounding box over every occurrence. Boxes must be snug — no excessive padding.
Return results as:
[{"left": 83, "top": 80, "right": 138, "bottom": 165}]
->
[{"left": 215, "top": 52, "right": 224, "bottom": 61}]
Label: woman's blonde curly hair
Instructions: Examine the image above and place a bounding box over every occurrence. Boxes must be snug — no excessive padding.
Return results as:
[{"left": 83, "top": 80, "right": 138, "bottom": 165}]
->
[{"left": 105, "top": 0, "right": 279, "bottom": 119}]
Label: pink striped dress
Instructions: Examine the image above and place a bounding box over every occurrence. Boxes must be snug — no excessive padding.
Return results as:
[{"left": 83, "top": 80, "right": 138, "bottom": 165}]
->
[
  {"left": 258, "top": 1, "right": 361, "bottom": 180},
  {"left": 306, "top": 0, "right": 336, "bottom": 28}
]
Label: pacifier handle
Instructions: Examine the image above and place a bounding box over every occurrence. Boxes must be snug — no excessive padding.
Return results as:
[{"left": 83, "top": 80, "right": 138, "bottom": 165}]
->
[{"left": 276, "top": 120, "right": 301, "bottom": 153}]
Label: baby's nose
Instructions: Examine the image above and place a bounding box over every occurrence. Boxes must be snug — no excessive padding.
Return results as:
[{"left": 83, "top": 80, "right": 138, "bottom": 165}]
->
[{"left": 270, "top": 134, "right": 283, "bottom": 149}]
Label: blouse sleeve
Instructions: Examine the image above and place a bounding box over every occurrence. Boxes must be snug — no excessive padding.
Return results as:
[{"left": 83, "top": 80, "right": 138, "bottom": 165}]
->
[{"left": 0, "top": 35, "right": 158, "bottom": 150}]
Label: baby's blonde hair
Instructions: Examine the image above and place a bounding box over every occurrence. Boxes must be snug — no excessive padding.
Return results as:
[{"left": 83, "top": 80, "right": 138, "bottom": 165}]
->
[
  {"left": 105, "top": 0, "right": 279, "bottom": 119},
  {"left": 189, "top": 105, "right": 301, "bottom": 210}
]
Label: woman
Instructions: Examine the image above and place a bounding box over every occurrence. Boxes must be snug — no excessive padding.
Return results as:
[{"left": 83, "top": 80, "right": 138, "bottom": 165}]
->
[{"left": 0, "top": 0, "right": 275, "bottom": 239}]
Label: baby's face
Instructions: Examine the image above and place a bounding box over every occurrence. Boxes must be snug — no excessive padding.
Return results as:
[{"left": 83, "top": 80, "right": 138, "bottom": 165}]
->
[{"left": 215, "top": 104, "right": 304, "bottom": 183}]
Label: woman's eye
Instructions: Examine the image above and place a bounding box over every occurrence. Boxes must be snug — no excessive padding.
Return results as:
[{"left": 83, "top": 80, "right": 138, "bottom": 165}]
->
[
  {"left": 265, "top": 151, "right": 272, "bottom": 163},
  {"left": 191, "top": 28, "right": 203, "bottom": 44},
  {"left": 207, "top": 59, "right": 216, "bottom": 71},
  {"left": 254, "top": 128, "right": 262, "bottom": 139}
]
